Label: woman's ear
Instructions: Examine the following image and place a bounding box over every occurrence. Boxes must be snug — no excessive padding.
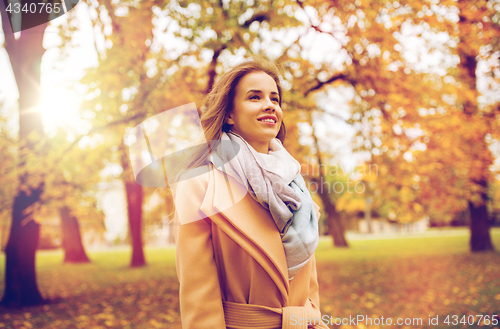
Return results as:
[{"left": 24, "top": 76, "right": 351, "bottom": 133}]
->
[{"left": 226, "top": 112, "right": 235, "bottom": 125}]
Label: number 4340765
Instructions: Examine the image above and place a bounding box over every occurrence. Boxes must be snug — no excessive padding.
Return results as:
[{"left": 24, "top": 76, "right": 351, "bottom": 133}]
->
[
  {"left": 5, "top": 2, "right": 62, "bottom": 14},
  {"left": 444, "top": 314, "right": 498, "bottom": 326}
]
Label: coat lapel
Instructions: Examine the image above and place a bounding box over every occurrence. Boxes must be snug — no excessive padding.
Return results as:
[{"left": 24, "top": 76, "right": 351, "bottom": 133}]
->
[{"left": 199, "top": 166, "right": 290, "bottom": 303}]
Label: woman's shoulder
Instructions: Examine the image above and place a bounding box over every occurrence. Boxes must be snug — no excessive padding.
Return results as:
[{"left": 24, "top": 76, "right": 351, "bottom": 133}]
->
[
  {"left": 173, "top": 165, "right": 212, "bottom": 225},
  {"left": 178, "top": 164, "right": 211, "bottom": 183},
  {"left": 174, "top": 164, "right": 212, "bottom": 195}
]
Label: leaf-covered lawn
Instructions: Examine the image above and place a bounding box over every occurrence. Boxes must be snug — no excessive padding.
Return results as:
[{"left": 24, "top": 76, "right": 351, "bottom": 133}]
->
[
  {"left": 315, "top": 229, "right": 500, "bottom": 329},
  {"left": 0, "top": 247, "right": 181, "bottom": 329},
  {"left": 0, "top": 229, "right": 499, "bottom": 328}
]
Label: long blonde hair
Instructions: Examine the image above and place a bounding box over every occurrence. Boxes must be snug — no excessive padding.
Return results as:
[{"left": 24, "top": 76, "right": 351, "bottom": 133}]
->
[{"left": 173, "top": 55, "right": 286, "bottom": 184}]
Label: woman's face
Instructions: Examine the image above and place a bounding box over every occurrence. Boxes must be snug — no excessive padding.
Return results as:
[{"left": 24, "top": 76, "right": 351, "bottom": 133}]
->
[{"left": 227, "top": 71, "right": 282, "bottom": 154}]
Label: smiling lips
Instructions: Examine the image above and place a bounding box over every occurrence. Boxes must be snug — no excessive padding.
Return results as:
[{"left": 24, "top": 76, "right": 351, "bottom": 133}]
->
[{"left": 257, "top": 116, "right": 277, "bottom": 125}]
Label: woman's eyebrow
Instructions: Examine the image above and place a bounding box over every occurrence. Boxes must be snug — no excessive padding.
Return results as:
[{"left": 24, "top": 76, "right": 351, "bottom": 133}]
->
[{"left": 246, "top": 89, "right": 279, "bottom": 96}]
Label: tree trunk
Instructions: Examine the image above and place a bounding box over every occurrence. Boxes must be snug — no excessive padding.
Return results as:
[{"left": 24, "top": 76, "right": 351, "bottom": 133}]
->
[
  {"left": 314, "top": 178, "right": 349, "bottom": 247},
  {"left": 457, "top": 1, "right": 494, "bottom": 252},
  {"left": 2, "top": 192, "right": 44, "bottom": 307},
  {"left": 308, "top": 111, "right": 349, "bottom": 248},
  {"left": 119, "top": 142, "right": 146, "bottom": 267},
  {"left": 469, "top": 179, "right": 494, "bottom": 252},
  {"left": 1, "top": 4, "right": 48, "bottom": 307},
  {"left": 326, "top": 205, "right": 349, "bottom": 248},
  {"left": 59, "top": 206, "right": 90, "bottom": 263},
  {"left": 124, "top": 181, "right": 146, "bottom": 267}
]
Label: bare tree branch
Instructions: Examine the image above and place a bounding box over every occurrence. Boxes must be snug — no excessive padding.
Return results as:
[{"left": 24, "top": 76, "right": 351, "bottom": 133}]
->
[
  {"left": 304, "top": 73, "right": 350, "bottom": 96},
  {"left": 242, "top": 12, "right": 270, "bottom": 29}
]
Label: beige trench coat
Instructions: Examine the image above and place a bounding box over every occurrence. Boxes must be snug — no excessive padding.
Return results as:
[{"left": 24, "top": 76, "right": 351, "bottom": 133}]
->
[{"left": 173, "top": 163, "right": 329, "bottom": 329}]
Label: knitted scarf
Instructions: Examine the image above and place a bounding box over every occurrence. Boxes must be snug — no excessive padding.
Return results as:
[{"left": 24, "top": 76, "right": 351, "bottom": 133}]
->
[{"left": 208, "top": 131, "right": 319, "bottom": 280}]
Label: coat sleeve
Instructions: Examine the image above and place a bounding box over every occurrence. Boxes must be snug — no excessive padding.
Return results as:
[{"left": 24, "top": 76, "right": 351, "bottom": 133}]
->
[
  {"left": 313, "top": 200, "right": 321, "bottom": 225},
  {"left": 309, "top": 202, "right": 330, "bottom": 329},
  {"left": 308, "top": 254, "right": 321, "bottom": 310},
  {"left": 310, "top": 201, "right": 322, "bottom": 309},
  {"left": 173, "top": 172, "right": 226, "bottom": 329}
]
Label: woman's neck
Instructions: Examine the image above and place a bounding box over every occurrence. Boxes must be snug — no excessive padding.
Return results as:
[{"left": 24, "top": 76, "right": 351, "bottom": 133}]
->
[
  {"left": 228, "top": 131, "right": 270, "bottom": 153},
  {"left": 243, "top": 138, "right": 270, "bottom": 154}
]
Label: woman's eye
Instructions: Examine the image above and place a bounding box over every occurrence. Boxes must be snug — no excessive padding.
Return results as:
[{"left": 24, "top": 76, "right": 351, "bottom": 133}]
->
[{"left": 250, "top": 95, "right": 278, "bottom": 102}]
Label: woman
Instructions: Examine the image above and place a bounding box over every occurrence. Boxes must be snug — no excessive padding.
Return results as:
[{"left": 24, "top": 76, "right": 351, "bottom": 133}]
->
[{"left": 172, "top": 56, "right": 329, "bottom": 329}]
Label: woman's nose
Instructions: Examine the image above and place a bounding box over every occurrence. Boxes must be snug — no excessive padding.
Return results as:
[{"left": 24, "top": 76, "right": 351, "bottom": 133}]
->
[{"left": 264, "top": 99, "right": 276, "bottom": 112}]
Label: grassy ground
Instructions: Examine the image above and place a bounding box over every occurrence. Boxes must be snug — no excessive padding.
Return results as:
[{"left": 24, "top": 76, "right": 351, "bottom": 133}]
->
[
  {"left": 315, "top": 229, "right": 500, "bottom": 329},
  {"left": 0, "top": 229, "right": 499, "bottom": 329}
]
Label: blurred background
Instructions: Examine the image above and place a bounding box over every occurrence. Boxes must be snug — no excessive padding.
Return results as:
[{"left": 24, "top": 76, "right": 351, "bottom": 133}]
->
[{"left": 0, "top": 0, "right": 499, "bottom": 328}]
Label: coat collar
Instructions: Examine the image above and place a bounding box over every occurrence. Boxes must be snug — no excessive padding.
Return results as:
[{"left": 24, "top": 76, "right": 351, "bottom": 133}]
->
[{"left": 199, "top": 164, "right": 290, "bottom": 303}]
